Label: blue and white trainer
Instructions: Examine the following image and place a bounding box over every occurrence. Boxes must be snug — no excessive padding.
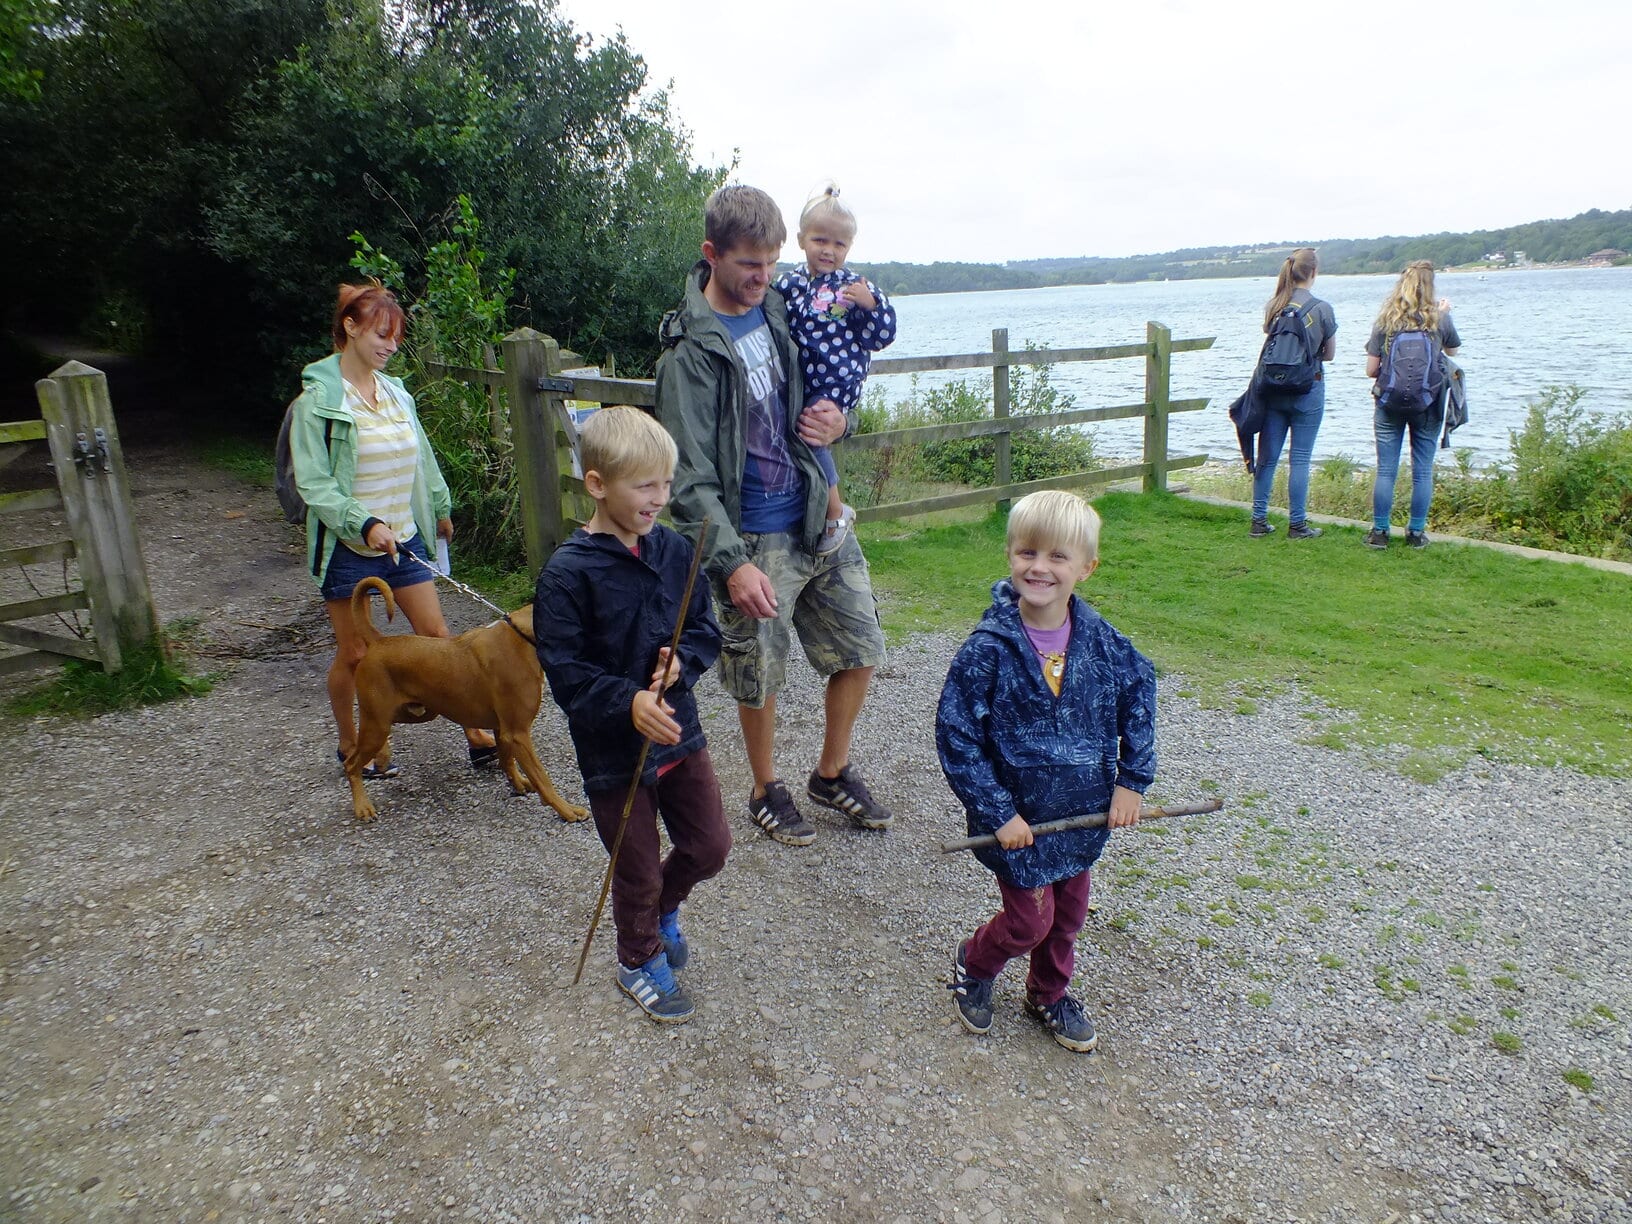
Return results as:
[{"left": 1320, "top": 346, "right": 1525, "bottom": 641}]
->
[
  {"left": 616, "top": 950, "right": 694, "bottom": 1024},
  {"left": 1024, "top": 991, "right": 1098, "bottom": 1052},
  {"left": 659, "top": 908, "right": 689, "bottom": 971},
  {"left": 948, "top": 941, "right": 994, "bottom": 1035}
]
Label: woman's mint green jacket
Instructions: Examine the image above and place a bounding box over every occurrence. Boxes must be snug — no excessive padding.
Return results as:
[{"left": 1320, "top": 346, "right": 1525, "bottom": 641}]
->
[{"left": 289, "top": 354, "right": 452, "bottom": 589}]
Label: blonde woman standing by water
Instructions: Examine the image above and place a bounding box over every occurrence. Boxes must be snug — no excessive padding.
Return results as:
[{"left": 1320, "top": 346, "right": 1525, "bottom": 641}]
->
[
  {"left": 1249, "top": 249, "right": 1337, "bottom": 539},
  {"left": 1364, "top": 260, "right": 1461, "bottom": 549}
]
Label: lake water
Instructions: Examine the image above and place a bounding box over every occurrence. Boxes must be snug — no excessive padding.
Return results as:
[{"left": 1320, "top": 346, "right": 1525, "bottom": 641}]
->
[{"left": 877, "top": 267, "right": 1632, "bottom": 465}]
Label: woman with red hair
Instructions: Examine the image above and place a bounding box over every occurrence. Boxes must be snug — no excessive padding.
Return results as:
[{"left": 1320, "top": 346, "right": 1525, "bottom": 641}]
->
[{"left": 288, "top": 281, "right": 495, "bottom": 777}]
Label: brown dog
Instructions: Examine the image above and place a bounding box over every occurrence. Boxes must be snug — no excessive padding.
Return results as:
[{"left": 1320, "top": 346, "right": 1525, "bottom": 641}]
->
[{"left": 343, "top": 576, "right": 589, "bottom": 824}]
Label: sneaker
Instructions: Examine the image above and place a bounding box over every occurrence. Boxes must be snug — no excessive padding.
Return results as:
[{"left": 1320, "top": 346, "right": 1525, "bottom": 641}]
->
[
  {"left": 616, "top": 951, "right": 694, "bottom": 1024},
  {"left": 816, "top": 504, "right": 855, "bottom": 555},
  {"left": 659, "top": 908, "right": 688, "bottom": 971},
  {"left": 1024, "top": 992, "right": 1099, "bottom": 1053},
  {"left": 948, "top": 942, "right": 994, "bottom": 1035},
  {"left": 1287, "top": 522, "right": 1323, "bottom": 540},
  {"left": 747, "top": 781, "right": 816, "bottom": 846},
  {"left": 1249, "top": 519, "right": 1276, "bottom": 538},
  {"left": 336, "top": 748, "right": 399, "bottom": 780},
  {"left": 1406, "top": 530, "right": 1430, "bottom": 550},
  {"left": 1365, "top": 528, "right": 1390, "bottom": 550},
  {"left": 806, "top": 764, "right": 893, "bottom": 830}
]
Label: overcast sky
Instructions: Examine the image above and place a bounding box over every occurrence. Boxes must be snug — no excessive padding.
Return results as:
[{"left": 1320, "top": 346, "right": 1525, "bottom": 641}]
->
[{"left": 555, "top": 0, "right": 1630, "bottom": 266}]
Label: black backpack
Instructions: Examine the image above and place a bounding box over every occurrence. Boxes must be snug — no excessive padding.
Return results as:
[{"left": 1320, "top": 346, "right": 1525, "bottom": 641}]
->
[
  {"left": 1375, "top": 330, "right": 1445, "bottom": 418},
  {"left": 274, "top": 398, "right": 334, "bottom": 524},
  {"left": 1256, "top": 300, "right": 1321, "bottom": 395}
]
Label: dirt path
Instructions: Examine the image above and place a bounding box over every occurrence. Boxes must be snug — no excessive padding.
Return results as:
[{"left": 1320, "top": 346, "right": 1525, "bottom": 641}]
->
[{"left": 1, "top": 412, "right": 1626, "bottom": 1223}]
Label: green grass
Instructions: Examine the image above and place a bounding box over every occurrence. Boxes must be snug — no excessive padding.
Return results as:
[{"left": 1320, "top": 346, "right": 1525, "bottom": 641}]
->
[
  {"left": 861, "top": 493, "right": 1632, "bottom": 772},
  {"left": 194, "top": 433, "right": 275, "bottom": 485},
  {"left": 1561, "top": 1068, "right": 1595, "bottom": 1093},
  {"left": 5, "top": 635, "right": 212, "bottom": 718}
]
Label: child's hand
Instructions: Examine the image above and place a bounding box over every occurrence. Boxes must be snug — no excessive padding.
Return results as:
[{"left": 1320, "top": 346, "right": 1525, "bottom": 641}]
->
[
  {"left": 994, "top": 814, "right": 1033, "bottom": 849},
  {"left": 631, "top": 687, "right": 682, "bottom": 745},
  {"left": 650, "top": 646, "right": 681, "bottom": 692},
  {"left": 841, "top": 279, "right": 878, "bottom": 311},
  {"left": 1438, "top": 297, "right": 1453, "bottom": 314},
  {"left": 1106, "top": 785, "right": 1143, "bottom": 829}
]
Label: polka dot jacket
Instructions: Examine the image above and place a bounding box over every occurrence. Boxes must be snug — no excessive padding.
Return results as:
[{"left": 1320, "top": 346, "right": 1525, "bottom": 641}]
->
[{"left": 773, "top": 267, "right": 898, "bottom": 419}]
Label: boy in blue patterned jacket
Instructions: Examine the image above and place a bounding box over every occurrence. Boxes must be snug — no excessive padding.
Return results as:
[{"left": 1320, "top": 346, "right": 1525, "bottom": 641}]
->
[
  {"left": 936, "top": 490, "right": 1156, "bottom": 1051},
  {"left": 772, "top": 182, "right": 896, "bottom": 554}
]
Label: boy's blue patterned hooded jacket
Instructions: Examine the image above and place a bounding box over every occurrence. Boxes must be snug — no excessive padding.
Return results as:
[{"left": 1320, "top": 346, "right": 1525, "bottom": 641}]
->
[{"left": 936, "top": 580, "right": 1157, "bottom": 889}]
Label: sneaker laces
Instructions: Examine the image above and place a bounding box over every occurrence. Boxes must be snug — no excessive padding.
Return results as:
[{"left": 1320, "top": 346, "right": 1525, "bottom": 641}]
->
[
  {"left": 759, "top": 783, "right": 798, "bottom": 822},
  {"left": 830, "top": 766, "right": 873, "bottom": 805},
  {"left": 949, "top": 970, "right": 993, "bottom": 1010},
  {"left": 1043, "top": 993, "right": 1088, "bottom": 1030}
]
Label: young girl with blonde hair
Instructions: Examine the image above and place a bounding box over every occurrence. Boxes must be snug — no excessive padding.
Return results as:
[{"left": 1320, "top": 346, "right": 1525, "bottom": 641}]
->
[{"left": 772, "top": 183, "right": 897, "bottom": 553}]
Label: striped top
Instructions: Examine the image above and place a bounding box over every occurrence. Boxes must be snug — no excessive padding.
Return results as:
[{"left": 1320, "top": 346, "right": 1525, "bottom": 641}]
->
[{"left": 341, "top": 373, "right": 420, "bottom": 556}]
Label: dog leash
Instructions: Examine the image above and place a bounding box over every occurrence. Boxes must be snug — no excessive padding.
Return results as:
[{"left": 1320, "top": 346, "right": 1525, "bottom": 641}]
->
[{"left": 398, "top": 547, "right": 537, "bottom": 646}]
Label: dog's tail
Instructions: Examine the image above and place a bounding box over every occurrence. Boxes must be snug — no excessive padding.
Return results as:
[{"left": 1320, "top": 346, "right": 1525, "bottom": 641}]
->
[{"left": 350, "top": 576, "right": 397, "bottom": 645}]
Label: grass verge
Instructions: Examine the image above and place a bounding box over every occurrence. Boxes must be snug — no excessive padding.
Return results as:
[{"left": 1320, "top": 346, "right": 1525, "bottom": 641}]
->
[
  {"left": 861, "top": 491, "right": 1632, "bottom": 774},
  {"left": 6, "top": 630, "right": 213, "bottom": 718}
]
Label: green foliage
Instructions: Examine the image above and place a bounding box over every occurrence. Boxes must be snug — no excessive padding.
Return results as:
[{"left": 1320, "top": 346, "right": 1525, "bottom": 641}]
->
[
  {"left": 1491, "top": 1032, "right": 1522, "bottom": 1054},
  {"left": 0, "top": 0, "right": 51, "bottom": 101},
  {"left": 845, "top": 356, "right": 1099, "bottom": 503},
  {"left": 351, "top": 196, "right": 522, "bottom": 566},
  {"left": 1, "top": 0, "right": 721, "bottom": 399},
  {"left": 1482, "top": 386, "right": 1632, "bottom": 557},
  {"left": 6, "top": 636, "right": 211, "bottom": 718},
  {"left": 1561, "top": 1068, "right": 1595, "bottom": 1093}
]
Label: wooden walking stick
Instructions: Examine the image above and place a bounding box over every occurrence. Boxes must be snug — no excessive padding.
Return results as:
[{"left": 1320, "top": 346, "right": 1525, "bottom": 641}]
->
[
  {"left": 573, "top": 518, "right": 710, "bottom": 986},
  {"left": 939, "top": 797, "right": 1223, "bottom": 854}
]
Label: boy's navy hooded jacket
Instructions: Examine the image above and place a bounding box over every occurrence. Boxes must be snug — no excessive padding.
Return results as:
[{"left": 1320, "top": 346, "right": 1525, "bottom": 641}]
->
[
  {"left": 534, "top": 524, "right": 720, "bottom": 794},
  {"left": 936, "top": 580, "right": 1157, "bottom": 889}
]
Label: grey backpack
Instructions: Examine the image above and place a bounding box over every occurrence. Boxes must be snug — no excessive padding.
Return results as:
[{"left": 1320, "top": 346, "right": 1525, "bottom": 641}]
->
[{"left": 273, "top": 399, "right": 333, "bottom": 524}]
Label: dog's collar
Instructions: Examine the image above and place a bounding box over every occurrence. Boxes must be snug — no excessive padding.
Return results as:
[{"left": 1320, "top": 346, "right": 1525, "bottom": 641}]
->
[{"left": 502, "top": 614, "right": 537, "bottom": 647}]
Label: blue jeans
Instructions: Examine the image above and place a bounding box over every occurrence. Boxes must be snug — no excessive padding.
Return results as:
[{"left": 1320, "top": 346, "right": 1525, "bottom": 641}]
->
[
  {"left": 1251, "top": 381, "right": 1325, "bottom": 524},
  {"left": 1372, "top": 407, "right": 1443, "bottom": 532}
]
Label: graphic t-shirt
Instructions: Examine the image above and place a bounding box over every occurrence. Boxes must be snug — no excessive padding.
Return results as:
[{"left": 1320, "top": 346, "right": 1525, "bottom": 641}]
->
[
  {"left": 1021, "top": 619, "right": 1070, "bottom": 697},
  {"left": 717, "top": 307, "right": 804, "bottom": 534}
]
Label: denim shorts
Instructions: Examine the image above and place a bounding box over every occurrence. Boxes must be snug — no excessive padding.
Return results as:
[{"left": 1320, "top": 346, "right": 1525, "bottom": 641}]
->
[
  {"left": 711, "top": 529, "right": 886, "bottom": 707},
  {"left": 319, "top": 532, "right": 435, "bottom": 601}
]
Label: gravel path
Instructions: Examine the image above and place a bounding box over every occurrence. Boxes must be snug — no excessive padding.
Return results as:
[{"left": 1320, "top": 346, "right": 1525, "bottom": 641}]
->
[{"left": 1, "top": 442, "right": 1628, "bottom": 1223}]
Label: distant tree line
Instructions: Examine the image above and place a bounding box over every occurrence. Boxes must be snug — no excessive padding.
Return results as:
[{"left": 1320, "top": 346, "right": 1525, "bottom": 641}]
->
[
  {"left": 0, "top": 0, "right": 723, "bottom": 400},
  {"left": 858, "top": 208, "right": 1632, "bottom": 296}
]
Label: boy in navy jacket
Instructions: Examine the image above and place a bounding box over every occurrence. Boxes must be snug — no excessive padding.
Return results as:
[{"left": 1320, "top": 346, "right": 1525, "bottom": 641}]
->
[
  {"left": 535, "top": 408, "right": 727, "bottom": 1024},
  {"left": 936, "top": 490, "right": 1156, "bottom": 1051}
]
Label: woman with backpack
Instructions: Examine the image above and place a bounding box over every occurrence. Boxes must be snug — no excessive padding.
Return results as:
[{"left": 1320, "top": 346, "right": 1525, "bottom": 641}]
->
[
  {"left": 1249, "top": 248, "right": 1338, "bottom": 539},
  {"left": 288, "top": 280, "right": 496, "bottom": 778},
  {"left": 1364, "top": 260, "right": 1461, "bottom": 549}
]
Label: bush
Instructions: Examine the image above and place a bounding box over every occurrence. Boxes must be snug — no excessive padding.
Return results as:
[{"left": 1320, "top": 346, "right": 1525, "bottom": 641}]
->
[
  {"left": 351, "top": 197, "right": 524, "bottom": 567},
  {"left": 844, "top": 351, "right": 1101, "bottom": 506},
  {"left": 1490, "top": 386, "right": 1632, "bottom": 558}
]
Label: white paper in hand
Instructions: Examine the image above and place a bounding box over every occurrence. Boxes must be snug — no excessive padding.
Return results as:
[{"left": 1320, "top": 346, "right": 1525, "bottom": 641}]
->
[{"left": 435, "top": 537, "right": 451, "bottom": 576}]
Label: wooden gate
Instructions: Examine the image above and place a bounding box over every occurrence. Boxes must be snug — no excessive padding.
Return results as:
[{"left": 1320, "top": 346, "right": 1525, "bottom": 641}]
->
[{"left": 0, "top": 361, "right": 158, "bottom": 676}]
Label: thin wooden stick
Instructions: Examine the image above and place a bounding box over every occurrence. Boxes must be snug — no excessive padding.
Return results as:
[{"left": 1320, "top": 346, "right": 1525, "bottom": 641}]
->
[
  {"left": 939, "top": 797, "right": 1223, "bottom": 854},
  {"left": 572, "top": 518, "right": 710, "bottom": 986}
]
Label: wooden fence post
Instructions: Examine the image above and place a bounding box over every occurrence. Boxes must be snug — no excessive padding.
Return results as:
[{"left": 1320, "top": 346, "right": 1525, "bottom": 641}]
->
[
  {"left": 35, "top": 361, "right": 159, "bottom": 669},
  {"left": 502, "top": 328, "right": 563, "bottom": 575},
  {"left": 992, "top": 328, "right": 1012, "bottom": 513},
  {"left": 1143, "top": 321, "right": 1172, "bottom": 494}
]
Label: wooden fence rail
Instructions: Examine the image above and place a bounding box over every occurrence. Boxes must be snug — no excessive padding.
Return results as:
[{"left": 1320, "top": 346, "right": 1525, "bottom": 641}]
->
[
  {"left": 0, "top": 362, "right": 158, "bottom": 676},
  {"left": 428, "top": 320, "right": 1213, "bottom": 574}
]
